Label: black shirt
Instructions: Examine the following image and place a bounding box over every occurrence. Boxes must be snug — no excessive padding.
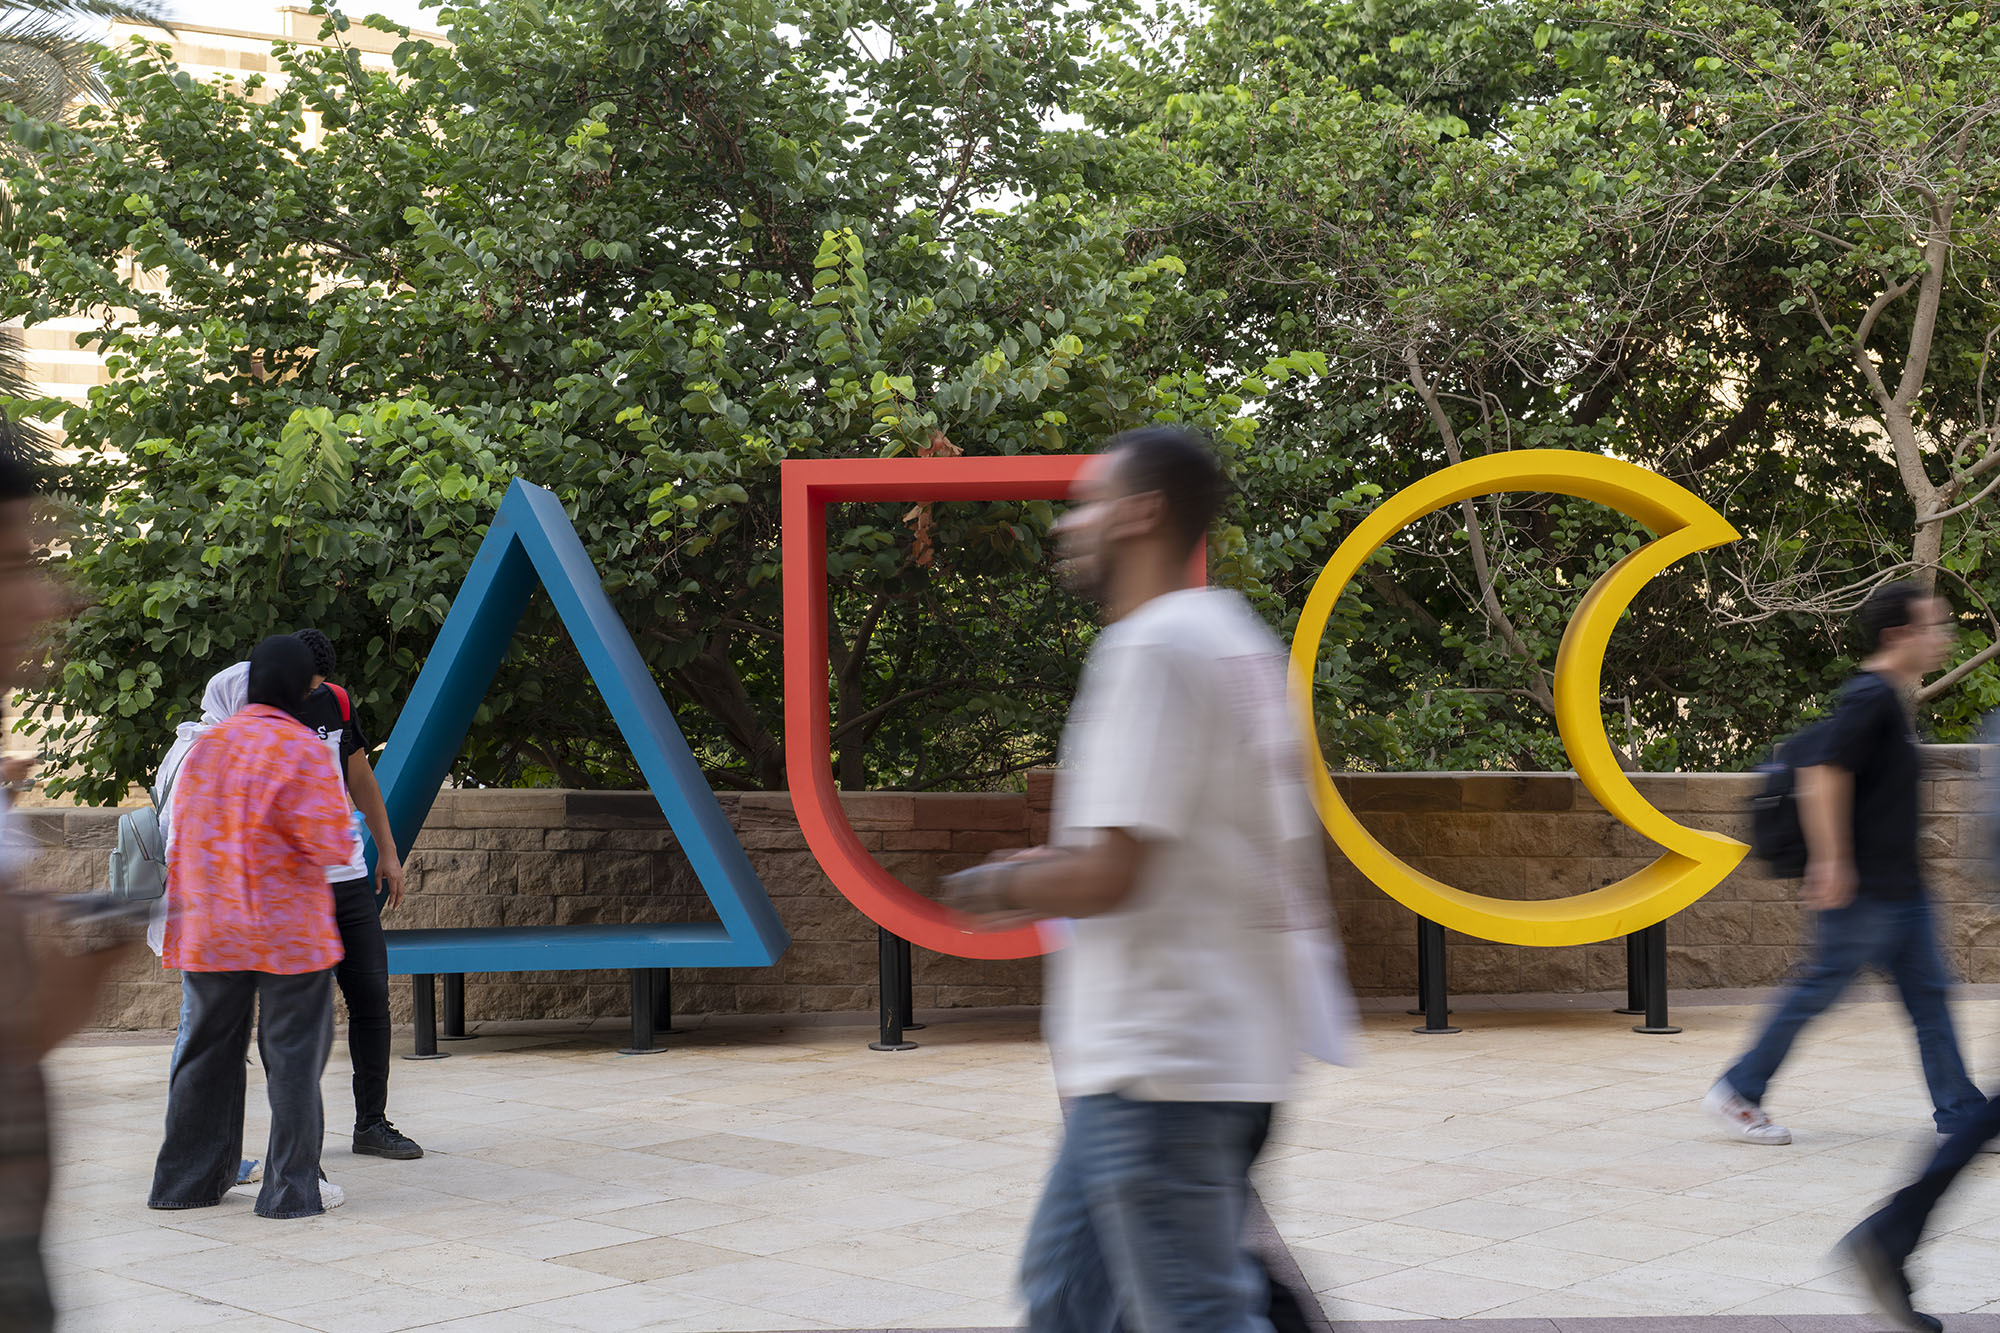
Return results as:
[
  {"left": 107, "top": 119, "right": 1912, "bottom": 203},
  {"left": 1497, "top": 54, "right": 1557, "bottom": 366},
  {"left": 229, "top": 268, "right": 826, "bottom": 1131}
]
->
[
  {"left": 1807, "top": 671, "right": 1922, "bottom": 899},
  {"left": 293, "top": 682, "right": 369, "bottom": 769}
]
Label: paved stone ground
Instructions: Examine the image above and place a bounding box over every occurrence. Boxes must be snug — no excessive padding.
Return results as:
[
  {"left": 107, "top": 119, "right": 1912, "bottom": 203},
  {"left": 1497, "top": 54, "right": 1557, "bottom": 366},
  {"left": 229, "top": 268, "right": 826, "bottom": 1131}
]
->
[{"left": 38, "top": 988, "right": 2000, "bottom": 1330}]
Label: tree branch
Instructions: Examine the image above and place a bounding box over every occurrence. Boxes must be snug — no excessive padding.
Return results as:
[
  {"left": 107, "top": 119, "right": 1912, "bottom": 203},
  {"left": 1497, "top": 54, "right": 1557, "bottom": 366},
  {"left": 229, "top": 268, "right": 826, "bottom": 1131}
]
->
[{"left": 1403, "top": 345, "right": 1556, "bottom": 716}]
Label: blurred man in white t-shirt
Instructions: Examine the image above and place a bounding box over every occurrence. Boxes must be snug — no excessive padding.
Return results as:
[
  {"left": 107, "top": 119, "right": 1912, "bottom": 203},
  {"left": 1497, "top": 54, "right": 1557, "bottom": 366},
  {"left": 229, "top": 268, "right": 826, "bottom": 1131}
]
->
[{"left": 945, "top": 427, "right": 1354, "bottom": 1333}]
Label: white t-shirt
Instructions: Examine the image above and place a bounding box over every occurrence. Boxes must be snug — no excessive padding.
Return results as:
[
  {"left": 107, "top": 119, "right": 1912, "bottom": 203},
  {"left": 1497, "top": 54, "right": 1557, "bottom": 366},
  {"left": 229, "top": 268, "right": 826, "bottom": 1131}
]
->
[{"left": 1045, "top": 587, "right": 1356, "bottom": 1102}]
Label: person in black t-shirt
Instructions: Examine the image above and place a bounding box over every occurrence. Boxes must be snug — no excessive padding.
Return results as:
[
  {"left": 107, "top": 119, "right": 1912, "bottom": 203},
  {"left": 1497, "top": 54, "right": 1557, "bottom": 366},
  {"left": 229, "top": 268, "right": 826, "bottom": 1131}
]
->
[
  {"left": 1704, "top": 583, "right": 1982, "bottom": 1164},
  {"left": 1840, "top": 741, "right": 2000, "bottom": 1331},
  {"left": 291, "top": 629, "right": 422, "bottom": 1161}
]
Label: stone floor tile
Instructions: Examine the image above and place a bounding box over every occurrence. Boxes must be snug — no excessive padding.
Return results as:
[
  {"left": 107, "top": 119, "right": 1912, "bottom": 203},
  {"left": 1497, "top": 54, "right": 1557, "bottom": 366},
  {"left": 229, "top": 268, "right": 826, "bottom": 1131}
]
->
[
  {"left": 328, "top": 1239, "right": 622, "bottom": 1306},
  {"left": 274, "top": 1285, "right": 491, "bottom": 1333},
  {"left": 1395, "top": 1199, "right": 1582, "bottom": 1241},
  {"left": 646, "top": 1254, "right": 846, "bottom": 1307},
  {"left": 1530, "top": 1217, "right": 1713, "bottom": 1263},
  {"left": 1286, "top": 1246, "right": 1409, "bottom": 1293},
  {"left": 1559, "top": 1260, "right": 1789, "bottom": 1314},
  {"left": 1299, "top": 1220, "right": 1494, "bottom": 1266},
  {"left": 47, "top": 1217, "right": 232, "bottom": 1268},
  {"left": 548, "top": 1235, "right": 744, "bottom": 1281},
  {"left": 1322, "top": 1297, "right": 1441, "bottom": 1320},
  {"left": 768, "top": 1234, "right": 979, "bottom": 1282},
  {"left": 1721, "top": 1289, "right": 1866, "bottom": 1315},
  {"left": 452, "top": 1216, "right": 657, "bottom": 1260},
  {"left": 57, "top": 1286, "right": 271, "bottom": 1331},
  {"left": 579, "top": 1196, "right": 767, "bottom": 1235},
  {"left": 1422, "top": 1241, "right": 1634, "bottom": 1291},
  {"left": 737, "top": 1269, "right": 968, "bottom": 1326},
  {"left": 1329, "top": 1268, "right": 1548, "bottom": 1318},
  {"left": 507, "top": 1281, "right": 748, "bottom": 1330}
]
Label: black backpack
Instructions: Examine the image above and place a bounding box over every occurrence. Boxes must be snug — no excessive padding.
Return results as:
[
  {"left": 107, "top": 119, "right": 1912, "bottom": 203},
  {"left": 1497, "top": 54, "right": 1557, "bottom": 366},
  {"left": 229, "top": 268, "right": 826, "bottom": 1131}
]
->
[{"left": 1749, "top": 722, "right": 1830, "bottom": 878}]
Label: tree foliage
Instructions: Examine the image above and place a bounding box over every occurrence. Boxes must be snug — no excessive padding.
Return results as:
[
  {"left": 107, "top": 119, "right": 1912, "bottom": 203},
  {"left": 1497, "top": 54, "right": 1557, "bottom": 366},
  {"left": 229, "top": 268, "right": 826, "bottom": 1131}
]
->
[
  {"left": 3, "top": 0, "right": 1354, "bottom": 802},
  {"left": 1082, "top": 0, "right": 2000, "bottom": 770},
  {"left": 4, "top": 0, "right": 1998, "bottom": 800}
]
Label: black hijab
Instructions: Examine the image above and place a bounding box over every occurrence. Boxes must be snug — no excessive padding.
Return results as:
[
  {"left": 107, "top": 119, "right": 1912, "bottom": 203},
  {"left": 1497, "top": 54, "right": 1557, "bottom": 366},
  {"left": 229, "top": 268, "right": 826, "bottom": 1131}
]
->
[{"left": 246, "top": 634, "right": 315, "bottom": 716}]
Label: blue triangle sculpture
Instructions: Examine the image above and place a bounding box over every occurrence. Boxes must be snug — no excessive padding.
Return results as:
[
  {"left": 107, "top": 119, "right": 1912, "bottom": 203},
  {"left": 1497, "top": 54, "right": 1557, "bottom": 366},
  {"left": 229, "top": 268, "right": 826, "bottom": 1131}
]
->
[{"left": 371, "top": 478, "right": 789, "bottom": 974}]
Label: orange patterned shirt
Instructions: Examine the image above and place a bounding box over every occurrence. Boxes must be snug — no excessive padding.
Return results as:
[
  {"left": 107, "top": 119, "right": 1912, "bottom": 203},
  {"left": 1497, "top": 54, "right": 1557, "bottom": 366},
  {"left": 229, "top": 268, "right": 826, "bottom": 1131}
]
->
[{"left": 163, "top": 704, "right": 354, "bottom": 974}]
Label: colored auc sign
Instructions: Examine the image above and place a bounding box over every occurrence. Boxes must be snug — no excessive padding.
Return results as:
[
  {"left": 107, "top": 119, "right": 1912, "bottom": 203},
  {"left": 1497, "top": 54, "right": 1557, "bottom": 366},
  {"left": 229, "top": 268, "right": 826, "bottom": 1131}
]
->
[{"left": 781, "top": 450, "right": 1750, "bottom": 958}]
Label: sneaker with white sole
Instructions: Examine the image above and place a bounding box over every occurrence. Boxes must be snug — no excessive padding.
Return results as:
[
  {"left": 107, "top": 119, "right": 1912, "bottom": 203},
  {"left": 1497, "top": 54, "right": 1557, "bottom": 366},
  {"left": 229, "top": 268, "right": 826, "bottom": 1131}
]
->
[
  {"left": 1703, "top": 1079, "right": 1792, "bottom": 1144},
  {"left": 235, "top": 1158, "right": 261, "bottom": 1186},
  {"left": 318, "top": 1179, "right": 345, "bottom": 1211}
]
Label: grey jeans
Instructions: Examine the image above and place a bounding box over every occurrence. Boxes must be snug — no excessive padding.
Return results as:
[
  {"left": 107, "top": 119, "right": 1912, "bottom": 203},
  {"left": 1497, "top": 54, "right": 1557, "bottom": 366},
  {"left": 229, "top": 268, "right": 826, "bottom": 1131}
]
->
[{"left": 148, "top": 969, "right": 334, "bottom": 1219}]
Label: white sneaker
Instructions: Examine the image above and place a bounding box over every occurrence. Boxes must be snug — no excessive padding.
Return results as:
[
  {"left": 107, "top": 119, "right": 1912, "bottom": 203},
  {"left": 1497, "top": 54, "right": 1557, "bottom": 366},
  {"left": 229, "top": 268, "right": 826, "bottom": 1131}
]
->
[
  {"left": 1704, "top": 1080, "right": 1792, "bottom": 1144},
  {"left": 318, "top": 1179, "right": 346, "bottom": 1211}
]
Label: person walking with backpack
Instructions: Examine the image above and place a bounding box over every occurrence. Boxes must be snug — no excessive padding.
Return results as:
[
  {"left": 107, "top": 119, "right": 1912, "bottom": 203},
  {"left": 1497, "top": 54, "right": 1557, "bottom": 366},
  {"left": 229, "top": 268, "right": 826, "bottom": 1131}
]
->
[
  {"left": 943, "top": 427, "right": 1355, "bottom": 1333},
  {"left": 1837, "top": 706, "right": 2000, "bottom": 1333},
  {"left": 147, "top": 635, "right": 356, "bottom": 1219},
  {"left": 1705, "top": 581, "right": 1985, "bottom": 1148},
  {"left": 289, "top": 628, "right": 421, "bottom": 1161}
]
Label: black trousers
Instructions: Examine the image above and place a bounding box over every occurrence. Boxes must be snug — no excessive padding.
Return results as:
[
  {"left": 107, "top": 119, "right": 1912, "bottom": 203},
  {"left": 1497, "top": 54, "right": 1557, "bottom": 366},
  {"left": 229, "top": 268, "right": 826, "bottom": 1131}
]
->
[
  {"left": 148, "top": 969, "right": 333, "bottom": 1218},
  {"left": 331, "top": 876, "right": 392, "bottom": 1131},
  {"left": 1863, "top": 1089, "right": 2000, "bottom": 1260}
]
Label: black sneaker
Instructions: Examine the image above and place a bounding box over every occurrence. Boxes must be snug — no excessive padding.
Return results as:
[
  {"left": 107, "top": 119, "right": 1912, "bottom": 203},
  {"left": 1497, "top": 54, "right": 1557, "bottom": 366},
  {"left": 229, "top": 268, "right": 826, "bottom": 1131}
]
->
[
  {"left": 1841, "top": 1224, "right": 1941, "bottom": 1333},
  {"left": 352, "top": 1121, "right": 424, "bottom": 1160}
]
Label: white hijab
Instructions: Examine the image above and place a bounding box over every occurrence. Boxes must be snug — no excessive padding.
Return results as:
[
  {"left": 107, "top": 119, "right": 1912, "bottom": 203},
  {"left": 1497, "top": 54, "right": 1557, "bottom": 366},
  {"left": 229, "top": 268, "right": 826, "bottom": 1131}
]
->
[
  {"left": 149, "top": 661, "right": 249, "bottom": 956},
  {"left": 156, "top": 661, "right": 249, "bottom": 799}
]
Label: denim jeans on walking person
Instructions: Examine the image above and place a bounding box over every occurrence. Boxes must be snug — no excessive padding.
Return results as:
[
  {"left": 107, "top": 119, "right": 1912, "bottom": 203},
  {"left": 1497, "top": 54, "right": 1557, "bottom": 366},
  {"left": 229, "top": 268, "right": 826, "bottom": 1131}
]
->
[
  {"left": 148, "top": 969, "right": 333, "bottom": 1219},
  {"left": 1723, "top": 894, "right": 1983, "bottom": 1131},
  {"left": 1021, "top": 1094, "right": 1275, "bottom": 1333},
  {"left": 1860, "top": 1091, "right": 2000, "bottom": 1261},
  {"left": 331, "top": 876, "right": 391, "bottom": 1130}
]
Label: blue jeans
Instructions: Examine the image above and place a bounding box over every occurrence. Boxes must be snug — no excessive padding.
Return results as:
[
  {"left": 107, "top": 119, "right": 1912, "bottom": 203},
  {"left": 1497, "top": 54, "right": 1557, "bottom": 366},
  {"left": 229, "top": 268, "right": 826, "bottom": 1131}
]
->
[
  {"left": 1861, "top": 1089, "right": 2000, "bottom": 1261},
  {"left": 1724, "top": 895, "right": 1982, "bottom": 1131},
  {"left": 1021, "top": 1094, "right": 1275, "bottom": 1333}
]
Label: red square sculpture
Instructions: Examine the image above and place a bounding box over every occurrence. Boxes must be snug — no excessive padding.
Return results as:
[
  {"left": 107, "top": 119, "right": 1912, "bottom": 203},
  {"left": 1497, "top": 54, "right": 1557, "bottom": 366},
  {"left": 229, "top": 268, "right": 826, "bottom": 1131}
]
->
[{"left": 780, "top": 456, "right": 1093, "bottom": 959}]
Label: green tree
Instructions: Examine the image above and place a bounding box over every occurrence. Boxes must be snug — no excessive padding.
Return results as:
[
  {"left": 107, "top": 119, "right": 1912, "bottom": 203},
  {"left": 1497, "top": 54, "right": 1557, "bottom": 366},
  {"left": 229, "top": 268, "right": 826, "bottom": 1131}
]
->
[
  {"left": 1078, "top": 0, "right": 2000, "bottom": 770},
  {"left": 0, "top": 0, "right": 173, "bottom": 471},
  {"left": 3, "top": 0, "right": 1347, "bottom": 802}
]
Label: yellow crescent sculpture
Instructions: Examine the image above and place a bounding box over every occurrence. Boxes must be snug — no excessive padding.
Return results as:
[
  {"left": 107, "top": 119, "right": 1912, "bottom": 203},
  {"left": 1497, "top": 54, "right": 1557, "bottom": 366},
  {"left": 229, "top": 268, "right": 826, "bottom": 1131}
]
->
[{"left": 1291, "top": 449, "right": 1748, "bottom": 947}]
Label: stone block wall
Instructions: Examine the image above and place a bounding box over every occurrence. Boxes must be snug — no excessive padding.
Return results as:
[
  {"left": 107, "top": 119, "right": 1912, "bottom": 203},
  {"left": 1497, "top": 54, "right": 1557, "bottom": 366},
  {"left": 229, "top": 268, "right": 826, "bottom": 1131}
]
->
[
  {"left": 30, "top": 748, "right": 1997, "bottom": 1031},
  {"left": 1330, "top": 747, "right": 1996, "bottom": 998}
]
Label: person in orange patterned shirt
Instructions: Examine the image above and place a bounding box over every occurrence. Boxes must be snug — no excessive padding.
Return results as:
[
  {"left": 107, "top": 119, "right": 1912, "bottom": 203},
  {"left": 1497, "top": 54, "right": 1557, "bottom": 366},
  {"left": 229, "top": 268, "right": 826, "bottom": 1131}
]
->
[{"left": 147, "top": 635, "right": 357, "bottom": 1219}]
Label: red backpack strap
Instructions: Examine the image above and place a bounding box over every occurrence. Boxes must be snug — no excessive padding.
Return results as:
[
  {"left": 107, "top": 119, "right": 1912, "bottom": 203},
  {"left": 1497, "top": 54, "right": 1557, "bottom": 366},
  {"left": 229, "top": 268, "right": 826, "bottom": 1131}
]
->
[{"left": 327, "top": 682, "right": 351, "bottom": 722}]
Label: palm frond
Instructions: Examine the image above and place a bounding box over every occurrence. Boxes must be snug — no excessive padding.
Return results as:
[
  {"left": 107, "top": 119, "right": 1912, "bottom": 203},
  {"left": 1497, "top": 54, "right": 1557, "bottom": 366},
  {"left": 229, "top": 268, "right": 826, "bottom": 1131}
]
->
[
  {"left": 0, "top": 2, "right": 173, "bottom": 25},
  {"left": 0, "top": 327, "right": 59, "bottom": 478},
  {"left": 0, "top": 2, "right": 174, "bottom": 120}
]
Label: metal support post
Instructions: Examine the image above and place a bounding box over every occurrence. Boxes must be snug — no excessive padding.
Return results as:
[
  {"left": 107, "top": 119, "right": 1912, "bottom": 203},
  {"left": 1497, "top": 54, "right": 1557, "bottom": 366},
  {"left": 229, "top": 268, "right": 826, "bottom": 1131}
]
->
[
  {"left": 1409, "top": 917, "right": 1453, "bottom": 1018},
  {"left": 896, "top": 933, "right": 924, "bottom": 1031},
  {"left": 620, "top": 968, "right": 669, "bottom": 1055},
  {"left": 1632, "top": 921, "right": 1680, "bottom": 1034},
  {"left": 1414, "top": 917, "right": 1460, "bottom": 1035},
  {"left": 871, "top": 927, "right": 917, "bottom": 1051},
  {"left": 404, "top": 974, "right": 448, "bottom": 1060},
  {"left": 651, "top": 968, "right": 683, "bottom": 1036},
  {"left": 440, "top": 973, "right": 472, "bottom": 1040},
  {"left": 1615, "top": 933, "right": 1646, "bottom": 1015}
]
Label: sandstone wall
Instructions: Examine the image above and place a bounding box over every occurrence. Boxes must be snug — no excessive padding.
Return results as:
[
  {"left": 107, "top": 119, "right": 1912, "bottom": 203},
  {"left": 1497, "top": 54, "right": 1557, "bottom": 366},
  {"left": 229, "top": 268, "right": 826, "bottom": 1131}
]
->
[{"left": 32, "top": 748, "right": 1995, "bottom": 1031}]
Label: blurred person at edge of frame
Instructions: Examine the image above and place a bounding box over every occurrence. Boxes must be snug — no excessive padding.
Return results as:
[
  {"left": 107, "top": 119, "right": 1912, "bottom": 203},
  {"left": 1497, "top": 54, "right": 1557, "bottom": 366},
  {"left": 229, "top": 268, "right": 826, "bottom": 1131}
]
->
[
  {"left": 943, "top": 426, "right": 1357, "bottom": 1333},
  {"left": 0, "top": 437, "right": 144, "bottom": 1332}
]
